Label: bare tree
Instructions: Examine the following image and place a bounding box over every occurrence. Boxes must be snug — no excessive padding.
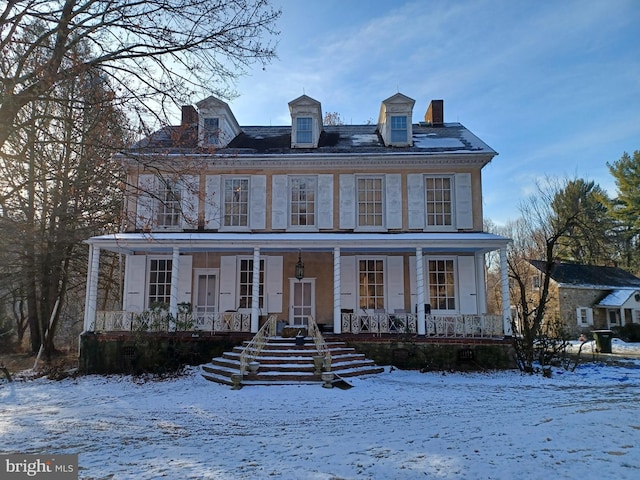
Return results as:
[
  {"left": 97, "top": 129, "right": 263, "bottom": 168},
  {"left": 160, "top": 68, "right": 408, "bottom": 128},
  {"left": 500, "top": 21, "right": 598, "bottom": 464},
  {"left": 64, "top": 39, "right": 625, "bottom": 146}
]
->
[
  {"left": 507, "top": 178, "right": 595, "bottom": 374},
  {"left": 0, "top": 0, "right": 281, "bottom": 148}
]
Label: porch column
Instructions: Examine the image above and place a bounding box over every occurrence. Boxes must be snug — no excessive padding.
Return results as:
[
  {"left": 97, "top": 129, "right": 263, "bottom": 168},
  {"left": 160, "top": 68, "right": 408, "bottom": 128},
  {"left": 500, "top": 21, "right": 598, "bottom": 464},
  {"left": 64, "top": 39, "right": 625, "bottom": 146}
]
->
[
  {"left": 251, "top": 247, "right": 260, "bottom": 333},
  {"left": 333, "top": 247, "right": 342, "bottom": 334},
  {"left": 83, "top": 245, "right": 100, "bottom": 332},
  {"left": 415, "top": 247, "right": 426, "bottom": 335},
  {"left": 476, "top": 253, "right": 487, "bottom": 313},
  {"left": 500, "top": 248, "right": 512, "bottom": 336},
  {"left": 169, "top": 247, "right": 180, "bottom": 325}
]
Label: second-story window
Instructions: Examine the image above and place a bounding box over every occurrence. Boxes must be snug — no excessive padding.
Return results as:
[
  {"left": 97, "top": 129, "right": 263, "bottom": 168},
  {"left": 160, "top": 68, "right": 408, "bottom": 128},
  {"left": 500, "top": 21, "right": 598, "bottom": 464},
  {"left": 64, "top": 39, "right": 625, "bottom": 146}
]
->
[
  {"left": 390, "top": 115, "right": 407, "bottom": 143},
  {"left": 204, "top": 117, "right": 220, "bottom": 145},
  {"left": 157, "top": 181, "right": 181, "bottom": 228},
  {"left": 357, "top": 177, "right": 383, "bottom": 228},
  {"left": 223, "top": 178, "right": 249, "bottom": 227},
  {"left": 290, "top": 176, "right": 316, "bottom": 227},
  {"left": 425, "top": 175, "right": 453, "bottom": 227},
  {"left": 296, "top": 117, "right": 312, "bottom": 144}
]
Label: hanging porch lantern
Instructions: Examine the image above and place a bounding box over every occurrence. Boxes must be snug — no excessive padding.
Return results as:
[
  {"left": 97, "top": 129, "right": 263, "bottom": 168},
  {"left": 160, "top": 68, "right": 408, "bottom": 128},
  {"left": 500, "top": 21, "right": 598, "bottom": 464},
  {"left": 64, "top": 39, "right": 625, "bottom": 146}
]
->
[{"left": 295, "top": 250, "right": 305, "bottom": 281}]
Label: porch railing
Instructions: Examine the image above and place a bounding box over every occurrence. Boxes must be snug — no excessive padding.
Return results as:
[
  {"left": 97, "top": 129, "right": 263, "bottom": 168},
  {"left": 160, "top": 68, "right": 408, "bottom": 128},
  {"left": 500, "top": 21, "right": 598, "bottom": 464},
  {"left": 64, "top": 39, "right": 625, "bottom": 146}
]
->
[
  {"left": 238, "top": 314, "right": 278, "bottom": 374},
  {"left": 93, "top": 311, "right": 252, "bottom": 333},
  {"left": 307, "top": 315, "right": 331, "bottom": 370},
  {"left": 341, "top": 312, "right": 504, "bottom": 338}
]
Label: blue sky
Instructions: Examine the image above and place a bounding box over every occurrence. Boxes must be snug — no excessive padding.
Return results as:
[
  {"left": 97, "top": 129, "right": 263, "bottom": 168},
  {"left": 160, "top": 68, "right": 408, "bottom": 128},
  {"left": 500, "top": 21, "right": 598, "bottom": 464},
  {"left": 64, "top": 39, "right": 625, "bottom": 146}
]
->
[{"left": 228, "top": 0, "right": 640, "bottom": 225}]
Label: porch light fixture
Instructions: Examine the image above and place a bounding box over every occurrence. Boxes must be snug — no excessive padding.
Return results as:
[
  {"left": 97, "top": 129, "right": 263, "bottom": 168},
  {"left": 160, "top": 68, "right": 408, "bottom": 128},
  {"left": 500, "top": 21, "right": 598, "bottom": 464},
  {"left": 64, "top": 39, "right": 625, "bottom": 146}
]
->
[{"left": 295, "top": 250, "right": 305, "bottom": 281}]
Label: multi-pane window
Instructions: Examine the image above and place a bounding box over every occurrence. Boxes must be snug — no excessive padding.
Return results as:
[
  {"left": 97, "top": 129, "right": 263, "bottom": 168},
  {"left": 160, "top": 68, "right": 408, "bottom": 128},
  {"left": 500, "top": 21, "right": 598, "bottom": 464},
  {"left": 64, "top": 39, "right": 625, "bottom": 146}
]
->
[
  {"left": 428, "top": 259, "right": 456, "bottom": 311},
  {"left": 223, "top": 178, "right": 249, "bottom": 227},
  {"left": 238, "top": 259, "right": 265, "bottom": 310},
  {"left": 296, "top": 117, "right": 313, "bottom": 144},
  {"left": 359, "top": 259, "right": 384, "bottom": 310},
  {"left": 157, "top": 181, "right": 181, "bottom": 227},
  {"left": 148, "top": 259, "right": 172, "bottom": 307},
  {"left": 390, "top": 115, "right": 407, "bottom": 143},
  {"left": 290, "top": 176, "right": 316, "bottom": 227},
  {"left": 425, "top": 176, "right": 453, "bottom": 227},
  {"left": 204, "top": 117, "right": 220, "bottom": 145},
  {"left": 357, "top": 177, "right": 383, "bottom": 227},
  {"left": 577, "top": 308, "right": 592, "bottom": 326}
]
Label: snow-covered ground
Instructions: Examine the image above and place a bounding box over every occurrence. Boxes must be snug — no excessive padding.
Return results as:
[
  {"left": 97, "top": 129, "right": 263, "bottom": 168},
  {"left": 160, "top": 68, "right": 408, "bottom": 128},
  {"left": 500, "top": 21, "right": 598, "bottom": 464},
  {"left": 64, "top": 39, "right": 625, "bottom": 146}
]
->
[{"left": 2, "top": 343, "right": 640, "bottom": 479}]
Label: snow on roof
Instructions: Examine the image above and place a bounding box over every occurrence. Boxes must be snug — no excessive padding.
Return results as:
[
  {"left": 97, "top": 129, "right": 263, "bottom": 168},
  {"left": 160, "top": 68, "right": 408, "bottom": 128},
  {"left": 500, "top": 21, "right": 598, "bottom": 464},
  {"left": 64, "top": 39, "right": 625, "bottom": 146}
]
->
[{"left": 597, "top": 288, "right": 639, "bottom": 307}]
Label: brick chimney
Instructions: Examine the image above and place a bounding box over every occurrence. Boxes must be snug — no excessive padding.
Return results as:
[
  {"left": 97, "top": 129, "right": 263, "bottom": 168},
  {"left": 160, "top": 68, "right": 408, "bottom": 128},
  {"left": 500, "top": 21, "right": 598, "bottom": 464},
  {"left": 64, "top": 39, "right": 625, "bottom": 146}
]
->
[
  {"left": 181, "top": 105, "right": 198, "bottom": 126},
  {"left": 425, "top": 100, "right": 444, "bottom": 127}
]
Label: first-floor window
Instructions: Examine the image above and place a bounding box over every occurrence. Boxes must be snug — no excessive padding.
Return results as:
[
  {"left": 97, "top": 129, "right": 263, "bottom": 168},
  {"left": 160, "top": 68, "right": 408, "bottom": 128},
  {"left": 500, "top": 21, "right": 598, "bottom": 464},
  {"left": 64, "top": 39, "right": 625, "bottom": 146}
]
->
[
  {"left": 238, "top": 258, "right": 265, "bottom": 310},
  {"left": 148, "top": 258, "right": 172, "bottom": 307},
  {"left": 359, "top": 259, "right": 384, "bottom": 310},
  {"left": 577, "top": 307, "right": 592, "bottom": 326},
  {"left": 428, "top": 259, "right": 456, "bottom": 311}
]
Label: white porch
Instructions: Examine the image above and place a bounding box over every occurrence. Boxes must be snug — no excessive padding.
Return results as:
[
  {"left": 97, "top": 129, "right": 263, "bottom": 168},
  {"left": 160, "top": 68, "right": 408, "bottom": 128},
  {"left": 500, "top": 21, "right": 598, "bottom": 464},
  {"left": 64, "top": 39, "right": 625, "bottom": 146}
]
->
[{"left": 84, "top": 232, "right": 512, "bottom": 338}]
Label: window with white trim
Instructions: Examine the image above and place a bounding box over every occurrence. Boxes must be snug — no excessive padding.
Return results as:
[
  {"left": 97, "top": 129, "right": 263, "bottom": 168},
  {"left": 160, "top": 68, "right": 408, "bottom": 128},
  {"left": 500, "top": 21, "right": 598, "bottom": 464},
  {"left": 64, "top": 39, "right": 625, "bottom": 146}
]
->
[
  {"left": 425, "top": 176, "right": 453, "bottom": 227},
  {"left": 608, "top": 310, "right": 620, "bottom": 327},
  {"left": 148, "top": 258, "right": 172, "bottom": 307},
  {"left": 357, "top": 176, "right": 383, "bottom": 228},
  {"left": 204, "top": 117, "right": 220, "bottom": 145},
  {"left": 428, "top": 258, "right": 456, "bottom": 311},
  {"left": 223, "top": 177, "right": 249, "bottom": 227},
  {"left": 359, "top": 258, "right": 385, "bottom": 310},
  {"left": 390, "top": 115, "right": 407, "bottom": 143},
  {"left": 157, "top": 180, "right": 181, "bottom": 228},
  {"left": 576, "top": 307, "right": 593, "bottom": 326},
  {"left": 290, "top": 176, "right": 316, "bottom": 227},
  {"left": 532, "top": 275, "right": 541, "bottom": 289},
  {"left": 296, "top": 117, "right": 313, "bottom": 144},
  {"left": 238, "top": 258, "right": 265, "bottom": 310}
]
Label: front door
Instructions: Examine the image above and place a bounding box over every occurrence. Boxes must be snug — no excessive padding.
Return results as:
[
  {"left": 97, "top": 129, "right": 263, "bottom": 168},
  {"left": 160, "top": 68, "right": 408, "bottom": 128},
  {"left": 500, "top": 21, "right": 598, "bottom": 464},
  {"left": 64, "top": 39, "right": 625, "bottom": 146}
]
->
[
  {"left": 289, "top": 278, "right": 315, "bottom": 325},
  {"left": 194, "top": 269, "right": 218, "bottom": 329}
]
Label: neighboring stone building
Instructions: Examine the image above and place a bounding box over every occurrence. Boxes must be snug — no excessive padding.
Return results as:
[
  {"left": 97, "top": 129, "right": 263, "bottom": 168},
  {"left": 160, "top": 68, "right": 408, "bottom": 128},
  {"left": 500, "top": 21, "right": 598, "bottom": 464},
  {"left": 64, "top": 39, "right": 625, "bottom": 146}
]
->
[{"left": 529, "top": 260, "right": 640, "bottom": 335}]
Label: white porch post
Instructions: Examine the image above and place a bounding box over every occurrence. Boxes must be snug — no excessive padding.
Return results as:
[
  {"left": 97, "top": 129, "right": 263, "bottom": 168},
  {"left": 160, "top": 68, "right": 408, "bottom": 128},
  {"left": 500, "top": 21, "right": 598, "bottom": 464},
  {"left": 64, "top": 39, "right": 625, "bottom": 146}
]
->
[
  {"left": 251, "top": 247, "right": 260, "bottom": 333},
  {"left": 476, "top": 252, "right": 487, "bottom": 314},
  {"left": 416, "top": 247, "right": 426, "bottom": 335},
  {"left": 169, "top": 247, "right": 180, "bottom": 330},
  {"left": 83, "top": 245, "right": 100, "bottom": 332},
  {"left": 333, "top": 247, "right": 342, "bottom": 334},
  {"left": 500, "top": 248, "right": 512, "bottom": 336}
]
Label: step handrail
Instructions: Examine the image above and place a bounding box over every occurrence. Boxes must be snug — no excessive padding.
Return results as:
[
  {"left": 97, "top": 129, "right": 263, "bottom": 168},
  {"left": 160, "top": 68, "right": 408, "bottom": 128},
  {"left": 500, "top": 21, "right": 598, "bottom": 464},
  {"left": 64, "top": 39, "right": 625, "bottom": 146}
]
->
[
  {"left": 239, "top": 314, "right": 278, "bottom": 374},
  {"left": 307, "top": 315, "right": 332, "bottom": 371}
]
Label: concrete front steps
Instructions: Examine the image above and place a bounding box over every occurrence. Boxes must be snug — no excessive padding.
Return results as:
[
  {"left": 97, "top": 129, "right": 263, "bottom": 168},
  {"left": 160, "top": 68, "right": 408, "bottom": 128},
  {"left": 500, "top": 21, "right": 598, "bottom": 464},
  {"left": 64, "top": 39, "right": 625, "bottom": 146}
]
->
[{"left": 201, "top": 336, "right": 384, "bottom": 387}]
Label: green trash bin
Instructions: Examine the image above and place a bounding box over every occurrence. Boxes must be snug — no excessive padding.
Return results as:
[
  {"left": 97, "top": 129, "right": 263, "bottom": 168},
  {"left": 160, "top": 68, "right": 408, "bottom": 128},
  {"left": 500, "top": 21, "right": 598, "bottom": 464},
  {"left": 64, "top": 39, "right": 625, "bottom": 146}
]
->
[{"left": 592, "top": 330, "right": 613, "bottom": 354}]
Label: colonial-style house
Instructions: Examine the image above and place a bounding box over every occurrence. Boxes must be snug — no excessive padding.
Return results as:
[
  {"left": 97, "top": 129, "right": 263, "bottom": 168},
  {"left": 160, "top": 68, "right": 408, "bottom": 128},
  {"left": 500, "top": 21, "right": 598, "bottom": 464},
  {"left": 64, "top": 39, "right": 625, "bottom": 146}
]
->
[
  {"left": 82, "top": 93, "right": 512, "bottom": 341},
  {"left": 528, "top": 260, "right": 640, "bottom": 335}
]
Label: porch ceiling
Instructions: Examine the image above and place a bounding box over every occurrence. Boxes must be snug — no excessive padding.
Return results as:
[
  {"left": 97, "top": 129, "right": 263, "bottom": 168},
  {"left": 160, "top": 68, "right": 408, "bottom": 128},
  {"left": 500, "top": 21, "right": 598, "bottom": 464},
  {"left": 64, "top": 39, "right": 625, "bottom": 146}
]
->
[{"left": 86, "top": 232, "right": 510, "bottom": 255}]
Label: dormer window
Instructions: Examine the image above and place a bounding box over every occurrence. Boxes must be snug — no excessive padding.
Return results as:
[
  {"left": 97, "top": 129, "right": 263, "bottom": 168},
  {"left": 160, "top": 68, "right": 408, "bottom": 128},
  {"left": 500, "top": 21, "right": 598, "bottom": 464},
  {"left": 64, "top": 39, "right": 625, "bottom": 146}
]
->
[
  {"left": 378, "top": 93, "right": 415, "bottom": 147},
  {"left": 390, "top": 116, "right": 407, "bottom": 143},
  {"left": 196, "top": 96, "right": 242, "bottom": 148},
  {"left": 289, "top": 95, "right": 323, "bottom": 148},
  {"left": 296, "top": 117, "right": 313, "bottom": 144},
  {"left": 204, "top": 117, "right": 220, "bottom": 145}
]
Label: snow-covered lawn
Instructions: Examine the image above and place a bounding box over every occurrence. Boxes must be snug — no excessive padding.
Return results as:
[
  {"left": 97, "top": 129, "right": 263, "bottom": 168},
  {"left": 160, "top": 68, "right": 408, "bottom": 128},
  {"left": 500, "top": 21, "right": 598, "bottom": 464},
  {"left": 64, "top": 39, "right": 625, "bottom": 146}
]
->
[{"left": 2, "top": 345, "right": 640, "bottom": 479}]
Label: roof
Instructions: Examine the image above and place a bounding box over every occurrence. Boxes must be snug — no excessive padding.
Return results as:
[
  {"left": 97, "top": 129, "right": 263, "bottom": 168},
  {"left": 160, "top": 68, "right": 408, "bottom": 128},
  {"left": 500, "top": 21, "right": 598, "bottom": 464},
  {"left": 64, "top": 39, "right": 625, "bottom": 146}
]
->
[
  {"left": 529, "top": 260, "right": 640, "bottom": 289},
  {"left": 597, "top": 289, "right": 639, "bottom": 307},
  {"left": 127, "top": 122, "right": 496, "bottom": 157},
  {"left": 87, "top": 231, "right": 510, "bottom": 255}
]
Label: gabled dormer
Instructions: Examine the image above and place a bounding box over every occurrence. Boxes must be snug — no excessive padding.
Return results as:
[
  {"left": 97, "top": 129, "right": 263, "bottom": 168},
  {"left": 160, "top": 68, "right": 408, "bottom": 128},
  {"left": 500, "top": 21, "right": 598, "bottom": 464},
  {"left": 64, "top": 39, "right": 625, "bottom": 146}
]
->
[
  {"left": 289, "top": 95, "right": 323, "bottom": 148},
  {"left": 377, "top": 93, "right": 415, "bottom": 147},
  {"left": 196, "top": 96, "right": 242, "bottom": 148}
]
